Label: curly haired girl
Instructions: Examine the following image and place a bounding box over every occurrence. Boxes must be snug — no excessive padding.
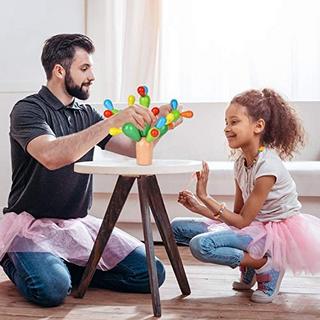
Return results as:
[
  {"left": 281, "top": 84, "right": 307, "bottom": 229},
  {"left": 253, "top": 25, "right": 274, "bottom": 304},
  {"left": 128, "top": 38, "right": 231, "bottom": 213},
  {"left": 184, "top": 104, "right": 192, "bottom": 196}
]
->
[{"left": 172, "top": 89, "right": 320, "bottom": 303}]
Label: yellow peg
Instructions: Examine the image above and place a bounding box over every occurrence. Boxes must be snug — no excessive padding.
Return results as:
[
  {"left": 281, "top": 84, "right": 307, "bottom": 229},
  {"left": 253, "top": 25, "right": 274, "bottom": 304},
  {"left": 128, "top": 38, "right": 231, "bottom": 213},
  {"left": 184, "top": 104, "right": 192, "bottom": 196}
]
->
[
  {"left": 166, "top": 113, "right": 175, "bottom": 125},
  {"left": 109, "top": 127, "right": 123, "bottom": 136},
  {"left": 128, "top": 95, "right": 135, "bottom": 106}
]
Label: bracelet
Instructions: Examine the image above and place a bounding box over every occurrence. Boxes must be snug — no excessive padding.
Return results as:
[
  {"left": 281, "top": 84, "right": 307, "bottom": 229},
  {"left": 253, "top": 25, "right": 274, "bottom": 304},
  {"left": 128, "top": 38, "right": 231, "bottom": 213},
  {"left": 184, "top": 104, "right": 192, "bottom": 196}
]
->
[{"left": 214, "top": 202, "right": 226, "bottom": 219}]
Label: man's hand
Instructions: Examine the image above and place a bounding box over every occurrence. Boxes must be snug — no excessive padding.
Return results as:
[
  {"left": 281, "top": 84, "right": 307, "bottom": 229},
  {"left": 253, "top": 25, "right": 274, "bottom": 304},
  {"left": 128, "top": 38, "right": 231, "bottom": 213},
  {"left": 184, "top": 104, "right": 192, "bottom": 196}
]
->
[
  {"left": 157, "top": 104, "right": 171, "bottom": 118},
  {"left": 157, "top": 104, "right": 184, "bottom": 129},
  {"left": 111, "top": 105, "right": 156, "bottom": 130}
]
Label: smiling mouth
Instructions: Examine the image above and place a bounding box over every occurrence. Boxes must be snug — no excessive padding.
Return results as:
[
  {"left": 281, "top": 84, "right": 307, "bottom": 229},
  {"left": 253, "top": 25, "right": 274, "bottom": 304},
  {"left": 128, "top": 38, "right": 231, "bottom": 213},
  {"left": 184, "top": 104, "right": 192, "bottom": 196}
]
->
[
  {"left": 83, "top": 81, "right": 93, "bottom": 86},
  {"left": 82, "top": 83, "right": 91, "bottom": 89}
]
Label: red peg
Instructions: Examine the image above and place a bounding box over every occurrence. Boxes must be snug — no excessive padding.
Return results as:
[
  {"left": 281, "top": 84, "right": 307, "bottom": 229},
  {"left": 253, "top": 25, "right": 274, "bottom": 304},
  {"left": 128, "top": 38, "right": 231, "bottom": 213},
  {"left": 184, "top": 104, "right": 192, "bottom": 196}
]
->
[
  {"left": 151, "top": 107, "right": 160, "bottom": 116},
  {"left": 137, "top": 86, "right": 145, "bottom": 97},
  {"left": 151, "top": 129, "right": 159, "bottom": 137},
  {"left": 180, "top": 110, "right": 194, "bottom": 118},
  {"left": 168, "top": 123, "right": 175, "bottom": 130},
  {"left": 104, "top": 110, "right": 113, "bottom": 118}
]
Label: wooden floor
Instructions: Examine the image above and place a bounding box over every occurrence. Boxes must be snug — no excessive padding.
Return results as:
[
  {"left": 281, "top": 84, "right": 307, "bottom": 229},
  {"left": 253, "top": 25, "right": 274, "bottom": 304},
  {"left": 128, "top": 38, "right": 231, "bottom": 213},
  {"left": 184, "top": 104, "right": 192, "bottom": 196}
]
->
[{"left": 0, "top": 246, "right": 319, "bottom": 320}]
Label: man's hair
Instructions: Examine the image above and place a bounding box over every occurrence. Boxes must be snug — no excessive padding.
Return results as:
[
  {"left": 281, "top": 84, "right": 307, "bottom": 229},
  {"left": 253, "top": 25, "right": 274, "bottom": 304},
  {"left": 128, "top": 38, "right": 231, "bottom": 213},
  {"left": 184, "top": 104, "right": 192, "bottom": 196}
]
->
[{"left": 41, "top": 33, "right": 95, "bottom": 80}]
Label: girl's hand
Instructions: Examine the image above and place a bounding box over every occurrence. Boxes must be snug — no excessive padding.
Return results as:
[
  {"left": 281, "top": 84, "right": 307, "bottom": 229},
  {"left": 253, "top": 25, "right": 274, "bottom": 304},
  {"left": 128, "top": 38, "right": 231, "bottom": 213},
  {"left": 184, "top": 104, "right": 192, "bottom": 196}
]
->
[
  {"left": 196, "top": 161, "right": 209, "bottom": 199},
  {"left": 178, "top": 190, "right": 203, "bottom": 213}
]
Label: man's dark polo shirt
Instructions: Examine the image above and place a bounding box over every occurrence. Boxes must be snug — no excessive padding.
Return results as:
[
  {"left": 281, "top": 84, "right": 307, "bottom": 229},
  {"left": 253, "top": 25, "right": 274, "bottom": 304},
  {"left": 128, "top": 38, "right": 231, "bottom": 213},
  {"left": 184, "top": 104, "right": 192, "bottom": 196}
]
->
[{"left": 3, "top": 86, "right": 111, "bottom": 219}]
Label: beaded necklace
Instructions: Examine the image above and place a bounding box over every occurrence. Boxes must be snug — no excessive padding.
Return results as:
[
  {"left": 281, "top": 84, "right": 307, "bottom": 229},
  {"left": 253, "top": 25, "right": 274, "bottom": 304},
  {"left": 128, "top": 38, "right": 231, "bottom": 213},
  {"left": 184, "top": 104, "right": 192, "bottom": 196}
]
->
[
  {"left": 244, "top": 145, "right": 265, "bottom": 169},
  {"left": 244, "top": 146, "right": 265, "bottom": 196}
]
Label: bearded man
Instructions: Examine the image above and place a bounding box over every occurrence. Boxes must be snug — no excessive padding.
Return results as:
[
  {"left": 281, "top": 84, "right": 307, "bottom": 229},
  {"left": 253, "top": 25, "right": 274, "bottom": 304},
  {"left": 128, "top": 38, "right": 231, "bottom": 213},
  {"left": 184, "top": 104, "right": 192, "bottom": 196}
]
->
[{"left": 1, "top": 34, "right": 166, "bottom": 307}]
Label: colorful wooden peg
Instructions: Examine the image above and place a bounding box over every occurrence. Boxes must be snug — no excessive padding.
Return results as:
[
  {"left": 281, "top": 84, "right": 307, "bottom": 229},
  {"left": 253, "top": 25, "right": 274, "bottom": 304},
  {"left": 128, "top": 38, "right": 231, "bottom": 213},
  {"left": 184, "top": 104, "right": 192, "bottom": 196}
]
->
[
  {"left": 104, "top": 99, "right": 114, "bottom": 110},
  {"left": 122, "top": 123, "right": 141, "bottom": 142},
  {"left": 109, "top": 127, "right": 122, "bottom": 136},
  {"left": 146, "top": 127, "right": 160, "bottom": 142},
  {"left": 166, "top": 113, "right": 175, "bottom": 125},
  {"left": 104, "top": 109, "right": 113, "bottom": 118},
  {"left": 151, "top": 107, "right": 160, "bottom": 116},
  {"left": 155, "top": 117, "right": 166, "bottom": 129},
  {"left": 170, "top": 99, "right": 178, "bottom": 110},
  {"left": 137, "top": 86, "right": 145, "bottom": 97},
  {"left": 171, "top": 109, "right": 180, "bottom": 121},
  {"left": 128, "top": 95, "right": 135, "bottom": 106},
  {"left": 139, "top": 95, "right": 150, "bottom": 108},
  {"left": 180, "top": 110, "right": 194, "bottom": 118}
]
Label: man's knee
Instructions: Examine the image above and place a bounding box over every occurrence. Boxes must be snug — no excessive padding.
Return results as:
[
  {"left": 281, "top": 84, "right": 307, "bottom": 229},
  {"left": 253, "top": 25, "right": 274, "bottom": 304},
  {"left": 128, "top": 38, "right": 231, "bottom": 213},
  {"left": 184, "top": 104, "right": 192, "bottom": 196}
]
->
[
  {"left": 26, "top": 270, "right": 71, "bottom": 307},
  {"left": 8, "top": 252, "right": 72, "bottom": 307},
  {"left": 112, "top": 246, "right": 166, "bottom": 293},
  {"left": 156, "top": 258, "right": 166, "bottom": 287},
  {"left": 136, "top": 258, "right": 166, "bottom": 292}
]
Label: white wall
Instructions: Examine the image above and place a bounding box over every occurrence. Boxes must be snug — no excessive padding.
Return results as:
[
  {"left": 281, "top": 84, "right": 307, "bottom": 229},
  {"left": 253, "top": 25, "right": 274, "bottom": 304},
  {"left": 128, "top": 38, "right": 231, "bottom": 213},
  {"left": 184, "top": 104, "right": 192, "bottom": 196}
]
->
[{"left": 0, "top": 0, "right": 85, "bottom": 211}]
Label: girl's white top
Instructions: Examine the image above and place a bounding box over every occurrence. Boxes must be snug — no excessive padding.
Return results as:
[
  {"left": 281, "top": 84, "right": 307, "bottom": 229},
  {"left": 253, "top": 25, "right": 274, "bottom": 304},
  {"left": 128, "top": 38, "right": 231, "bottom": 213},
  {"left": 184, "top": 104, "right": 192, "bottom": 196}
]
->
[{"left": 234, "top": 148, "right": 301, "bottom": 222}]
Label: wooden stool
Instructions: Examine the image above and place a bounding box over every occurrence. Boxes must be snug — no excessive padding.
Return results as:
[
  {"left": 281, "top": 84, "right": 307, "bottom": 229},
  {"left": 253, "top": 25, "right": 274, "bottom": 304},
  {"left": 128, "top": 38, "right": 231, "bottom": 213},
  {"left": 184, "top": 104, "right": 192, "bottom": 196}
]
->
[{"left": 74, "top": 159, "right": 202, "bottom": 317}]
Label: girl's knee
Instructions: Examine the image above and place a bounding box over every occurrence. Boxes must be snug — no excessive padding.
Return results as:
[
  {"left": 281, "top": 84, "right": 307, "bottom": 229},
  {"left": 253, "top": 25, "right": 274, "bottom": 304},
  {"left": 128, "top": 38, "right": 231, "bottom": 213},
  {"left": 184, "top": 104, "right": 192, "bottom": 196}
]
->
[
  {"left": 189, "top": 233, "right": 222, "bottom": 263},
  {"left": 170, "top": 218, "right": 183, "bottom": 238},
  {"left": 190, "top": 233, "right": 243, "bottom": 268},
  {"left": 189, "top": 234, "right": 209, "bottom": 262},
  {"left": 171, "top": 217, "right": 203, "bottom": 245}
]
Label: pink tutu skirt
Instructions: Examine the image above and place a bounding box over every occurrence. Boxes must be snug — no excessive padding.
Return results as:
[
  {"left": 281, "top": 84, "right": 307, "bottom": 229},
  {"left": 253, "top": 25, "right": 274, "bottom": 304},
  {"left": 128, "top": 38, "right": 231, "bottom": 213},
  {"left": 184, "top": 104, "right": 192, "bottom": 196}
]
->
[
  {"left": 208, "top": 213, "right": 320, "bottom": 274},
  {"left": 0, "top": 212, "right": 142, "bottom": 270}
]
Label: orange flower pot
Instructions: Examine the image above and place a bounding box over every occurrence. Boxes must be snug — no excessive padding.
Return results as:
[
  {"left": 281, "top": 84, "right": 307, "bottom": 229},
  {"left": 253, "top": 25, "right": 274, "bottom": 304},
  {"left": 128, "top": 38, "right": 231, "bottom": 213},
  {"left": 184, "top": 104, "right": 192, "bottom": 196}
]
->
[{"left": 136, "top": 138, "right": 154, "bottom": 165}]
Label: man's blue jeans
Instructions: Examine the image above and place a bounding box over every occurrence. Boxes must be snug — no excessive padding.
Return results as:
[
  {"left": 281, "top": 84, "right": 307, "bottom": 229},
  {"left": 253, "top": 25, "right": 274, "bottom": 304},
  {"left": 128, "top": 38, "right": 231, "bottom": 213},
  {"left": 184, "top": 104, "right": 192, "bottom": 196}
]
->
[
  {"left": 1, "top": 246, "right": 165, "bottom": 307},
  {"left": 171, "top": 217, "right": 253, "bottom": 268}
]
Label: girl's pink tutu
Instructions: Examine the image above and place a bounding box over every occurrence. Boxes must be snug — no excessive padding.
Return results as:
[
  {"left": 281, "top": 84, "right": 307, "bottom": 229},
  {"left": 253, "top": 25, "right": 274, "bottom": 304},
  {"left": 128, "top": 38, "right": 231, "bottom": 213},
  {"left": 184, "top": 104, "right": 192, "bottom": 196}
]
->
[
  {"left": 208, "top": 214, "right": 320, "bottom": 274},
  {"left": 0, "top": 212, "right": 142, "bottom": 270}
]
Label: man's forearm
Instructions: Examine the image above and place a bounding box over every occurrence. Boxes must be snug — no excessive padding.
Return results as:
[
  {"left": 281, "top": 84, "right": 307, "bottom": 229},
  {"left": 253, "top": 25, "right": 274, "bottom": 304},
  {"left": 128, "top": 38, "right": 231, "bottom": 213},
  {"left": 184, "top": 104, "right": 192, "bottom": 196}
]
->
[{"left": 44, "top": 119, "right": 112, "bottom": 169}]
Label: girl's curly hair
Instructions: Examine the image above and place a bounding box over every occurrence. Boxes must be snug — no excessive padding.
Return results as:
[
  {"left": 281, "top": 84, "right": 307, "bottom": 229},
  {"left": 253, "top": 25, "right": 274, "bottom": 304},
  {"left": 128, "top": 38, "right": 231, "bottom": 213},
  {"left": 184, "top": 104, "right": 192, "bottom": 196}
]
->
[{"left": 231, "top": 89, "right": 305, "bottom": 159}]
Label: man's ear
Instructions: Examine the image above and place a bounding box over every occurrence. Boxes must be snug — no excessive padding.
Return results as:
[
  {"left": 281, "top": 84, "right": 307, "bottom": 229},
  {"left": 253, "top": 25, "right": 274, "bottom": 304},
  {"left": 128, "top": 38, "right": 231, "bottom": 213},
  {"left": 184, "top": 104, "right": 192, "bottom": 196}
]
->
[
  {"left": 254, "top": 118, "right": 265, "bottom": 134},
  {"left": 52, "top": 64, "right": 65, "bottom": 80}
]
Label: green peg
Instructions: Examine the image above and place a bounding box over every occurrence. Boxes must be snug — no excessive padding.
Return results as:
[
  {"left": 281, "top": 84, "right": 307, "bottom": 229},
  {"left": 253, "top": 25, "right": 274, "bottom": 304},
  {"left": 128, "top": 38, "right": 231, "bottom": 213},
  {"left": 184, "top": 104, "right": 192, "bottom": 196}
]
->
[
  {"left": 158, "top": 124, "right": 169, "bottom": 138},
  {"left": 139, "top": 95, "right": 151, "bottom": 108},
  {"left": 172, "top": 109, "right": 180, "bottom": 121},
  {"left": 139, "top": 124, "right": 151, "bottom": 137},
  {"left": 122, "top": 123, "right": 141, "bottom": 142}
]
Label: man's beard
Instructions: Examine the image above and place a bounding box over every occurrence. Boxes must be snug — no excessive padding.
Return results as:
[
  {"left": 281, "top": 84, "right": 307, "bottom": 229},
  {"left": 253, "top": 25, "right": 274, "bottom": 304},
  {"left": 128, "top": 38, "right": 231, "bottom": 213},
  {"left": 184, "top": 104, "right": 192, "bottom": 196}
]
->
[{"left": 65, "top": 71, "right": 91, "bottom": 100}]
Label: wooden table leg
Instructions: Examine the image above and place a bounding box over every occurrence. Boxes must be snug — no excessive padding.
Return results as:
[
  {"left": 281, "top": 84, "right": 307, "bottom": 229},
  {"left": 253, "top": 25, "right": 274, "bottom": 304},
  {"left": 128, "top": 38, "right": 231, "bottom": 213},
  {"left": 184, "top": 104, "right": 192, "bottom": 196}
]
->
[
  {"left": 137, "top": 176, "right": 161, "bottom": 317},
  {"left": 146, "top": 175, "right": 191, "bottom": 296},
  {"left": 75, "top": 175, "right": 136, "bottom": 298}
]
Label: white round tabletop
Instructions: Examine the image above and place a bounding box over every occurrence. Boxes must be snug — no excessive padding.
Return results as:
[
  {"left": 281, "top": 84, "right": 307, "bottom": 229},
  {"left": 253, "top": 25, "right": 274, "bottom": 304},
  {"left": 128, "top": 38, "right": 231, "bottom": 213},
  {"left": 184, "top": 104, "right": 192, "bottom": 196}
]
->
[{"left": 74, "top": 159, "right": 202, "bottom": 176}]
